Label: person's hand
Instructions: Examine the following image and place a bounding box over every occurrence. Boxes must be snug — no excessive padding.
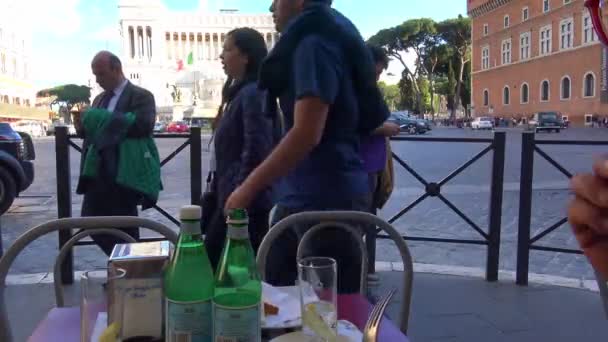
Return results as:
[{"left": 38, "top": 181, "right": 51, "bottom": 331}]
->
[
  {"left": 383, "top": 122, "right": 400, "bottom": 137},
  {"left": 569, "top": 157, "right": 608, "bottom": 279},
  {"left": 224, "top": 183, "right": 256, "bottom": 214}
]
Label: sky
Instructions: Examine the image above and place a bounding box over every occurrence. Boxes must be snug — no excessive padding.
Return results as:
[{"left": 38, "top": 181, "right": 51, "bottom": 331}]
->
[{"left": 24, "top": 0, "right": 467, "bottom": 89}]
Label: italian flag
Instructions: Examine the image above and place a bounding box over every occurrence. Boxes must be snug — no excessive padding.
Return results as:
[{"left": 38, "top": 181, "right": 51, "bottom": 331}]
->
[{"left": 176, "top": 52, "right": 194, "bottom": 71}]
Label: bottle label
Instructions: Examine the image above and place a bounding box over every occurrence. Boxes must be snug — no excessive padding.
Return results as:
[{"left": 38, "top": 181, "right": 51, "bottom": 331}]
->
[
  {"left": 181, "top": 221, "right": 201, "bottom": 235},
  {"left": 166, "top": 299, "right": 212, "bottom": 342},
  {"left": 227, "top": 226, "right": 249, "bottom": 240},
  {"left": 212, "top": 302, "right": 261, "bottom": 342}
]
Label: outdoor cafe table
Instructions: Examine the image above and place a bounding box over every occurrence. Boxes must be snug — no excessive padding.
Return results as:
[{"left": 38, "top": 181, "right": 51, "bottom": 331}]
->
[{"left": 28, "top": 292, "right": 409, "bottom": 341}]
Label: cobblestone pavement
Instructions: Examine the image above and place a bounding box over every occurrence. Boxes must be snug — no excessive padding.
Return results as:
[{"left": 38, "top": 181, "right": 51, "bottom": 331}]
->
[{"left": 1, "top": 128, "right": 606, "bottom": 282}]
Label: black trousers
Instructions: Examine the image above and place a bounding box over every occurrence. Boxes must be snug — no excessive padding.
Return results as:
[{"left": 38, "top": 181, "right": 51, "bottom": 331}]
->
[
  {"left": 81, "top": 182, "right": 139, "bottom": 256},
  {"left": 265, "top": 196, "right": 370, "bottom": 294},
  {"left": 204, "top": 208, "right": 270, "bottom": 271}
]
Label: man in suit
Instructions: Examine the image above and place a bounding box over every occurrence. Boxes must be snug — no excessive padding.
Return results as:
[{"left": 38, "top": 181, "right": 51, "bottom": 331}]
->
[{"left": 78, "top": 51, "right": 156, "bottom": 256}]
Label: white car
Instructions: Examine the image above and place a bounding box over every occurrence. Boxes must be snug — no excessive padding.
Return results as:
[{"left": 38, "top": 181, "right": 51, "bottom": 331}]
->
[
  {"left": 471, "top": 117, "right": 494, "bottom": 130},
  {"left": 12, "top": 120, "right": 45, "bottom": 137}
]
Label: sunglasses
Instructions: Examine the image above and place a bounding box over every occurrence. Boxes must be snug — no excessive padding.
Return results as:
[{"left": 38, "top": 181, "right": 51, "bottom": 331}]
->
[{"left": 586, "top": 0, "right": 608, "bottom": 46}]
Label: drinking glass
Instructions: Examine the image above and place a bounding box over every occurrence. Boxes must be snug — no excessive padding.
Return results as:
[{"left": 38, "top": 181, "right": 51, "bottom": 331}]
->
[
  {"left": 80, "top": 268, "right": 126, "bottom": 342},
  {"left": 297, "top": 257, "right": 338, "bottom": 341}
]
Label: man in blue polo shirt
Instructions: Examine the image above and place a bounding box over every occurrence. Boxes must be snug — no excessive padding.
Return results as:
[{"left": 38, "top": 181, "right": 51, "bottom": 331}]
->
[{"left": 225, "top": 0, "right": 388, "bottom": 293}]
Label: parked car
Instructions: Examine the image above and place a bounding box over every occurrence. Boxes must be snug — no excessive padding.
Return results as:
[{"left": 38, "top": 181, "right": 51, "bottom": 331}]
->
[
  {"left": 471, "top": 117, "right": 494, "bottom": 130},
  {"left": 153, "top": 122, "right": 166, "bottom": 133},
  {"left": 389, "top": 113, "right": 428, "bottom": 134},
  {"left": 528, "top": 112, "right": 561, "bottom": 133},
  {"left": 417, "top": 119, "right": 433, "bottom": 131},
  {"left": 166, "top": 121, "right": 189, "bottom": 133},
  {"left": 12, "top": 120, "right": 44, "bottom": 138},
  {"left": 0, "top": 123, "right": 35, "bottom": 214}
]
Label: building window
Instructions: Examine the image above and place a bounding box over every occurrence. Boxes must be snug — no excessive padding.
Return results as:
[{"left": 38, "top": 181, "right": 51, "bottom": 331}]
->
[
  {"left": 541, "top": 80, "right": 550, "bottom": 101},
  {"left": 503, "top": 86, "right": 510, "bottom": 105},
  {"left": 584, "top": 72, "right": 595, "bottom": 97},
  {"left": 520, "top": 32, "right": 531, "bottom": 60},
  {"left": 561, "top": 76, "right": 571, "bottom": 100},
  {"left": 483, "top": 89, "right": 489, "bottom": 106},
  {"left": 522, "top": 7, "right": 529, "bottom": 21},
  {"left": 504, "top": 15, "right": 510, "bottom": 28},
  {"left": 502, "top": 39, "right": 512, "bottom": 65},
  {"left": 521, "top": 83, "right": 529, "bottom": 104},
  {"left": 0, "top": 53, "right": 5, "bottom": 74},
  {"left": 585, "top": 114, "right": 593, "bottom": 125},
  {"left": 483, "top": 24, "right": 489, "bottom": 36},
  {"left": 543, "top": 0, "right": 550, "bottom": 13},
  {"left": 540, "top": 25, "right": 552, "bottom": 55},
  {"left": 564, "top": 0, "right": 571, "bottom": 4},
  {"left": 583, "top": 10, "right": 597, "bottom": 44},
  {"left": 481, "top": 46, "right": 490, "bottom": 70},
  {"left": 560, "top": 18, "right": 574, "bottom": 50}
]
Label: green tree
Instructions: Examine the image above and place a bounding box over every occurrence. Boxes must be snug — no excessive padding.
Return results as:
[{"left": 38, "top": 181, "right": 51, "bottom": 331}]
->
[
  {"left": 37, "top": 84, "right": 91, "bottom": 123},
  {"left": 378, "top": 81, "right": 402, "bottom": 112},
  {"left": 447, "top": 60, "right": 457, "bottom": 112},
  {"left": 398, "top": 74, "right": 415, "bottom": 110},
  {"left": 460, "top": 58, "right": 472, "bottom": 117},
  {"left": 437, "top": 15, "right": 471, "bottom": 119},
  {"left": 368, "top": 18, "right": 437, "bottom": 114},
  {"left": 422, "top": 44, "right": 450, "bottom": 118},
  {"left": 417, "top": 77, "right": 432, "bottom": 113}
]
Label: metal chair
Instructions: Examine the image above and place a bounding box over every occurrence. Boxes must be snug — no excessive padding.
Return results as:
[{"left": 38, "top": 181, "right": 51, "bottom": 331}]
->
[
  {"left": 256, "top": 211, "right": 414, "bottom": 334},
  {"left": 0, "top": 216, "right": 178, "bottom": 342},
  {"left": 595, "top": 270, "right": 608, "bottom": 319}
]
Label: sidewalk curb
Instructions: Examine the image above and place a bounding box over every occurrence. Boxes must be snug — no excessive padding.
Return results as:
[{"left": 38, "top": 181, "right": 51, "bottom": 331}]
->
[{"left": 6, "top": 262, "right": 600, "bottom": 292}]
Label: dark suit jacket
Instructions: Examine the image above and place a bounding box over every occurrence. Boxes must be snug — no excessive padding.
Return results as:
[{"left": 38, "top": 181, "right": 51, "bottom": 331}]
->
[
  {"left": 77, "top": 81, "right": 156, "bottom": 195},
  {"left": 213, "top": 83, "right": 277, "bottom": 213}
]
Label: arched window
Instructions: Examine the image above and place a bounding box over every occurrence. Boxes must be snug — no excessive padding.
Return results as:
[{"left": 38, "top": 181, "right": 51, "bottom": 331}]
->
[
  {"left": 483, "top": 89, "right": 489, "bottom": 106},
  {"left": 503, "top": 86, "right": 510, "bottom": 105},
  {"left": 541, "top": 80, "right": 550, "bottom": 101},
  {"left": 521, "top": 83, "right": 529, "bottom": 104},
  {"left": 561, "top": 76, "right": 571, "bottom": 100},
  {"left": 584, "top": 72, "right": 595, "bottom": 97}
]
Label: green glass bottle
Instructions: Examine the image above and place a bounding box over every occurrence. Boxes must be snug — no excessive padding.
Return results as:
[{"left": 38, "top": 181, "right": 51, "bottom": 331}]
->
[
  {"left": 164, "top": 205, "right": 214, "bottom": 342},
  {"left": 212, "top": 208, "right": 262, "bottom": 342}
]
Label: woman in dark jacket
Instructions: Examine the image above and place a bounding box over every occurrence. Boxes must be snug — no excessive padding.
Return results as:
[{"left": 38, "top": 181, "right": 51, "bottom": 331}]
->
[{"left": 204, "top": 27, "right": 277, "bottom": 269}]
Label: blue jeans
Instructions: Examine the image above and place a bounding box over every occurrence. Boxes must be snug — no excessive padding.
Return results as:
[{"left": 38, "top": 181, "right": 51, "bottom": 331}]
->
[{"left": 266, "top": 196, "right": 370, "bottom": 294}]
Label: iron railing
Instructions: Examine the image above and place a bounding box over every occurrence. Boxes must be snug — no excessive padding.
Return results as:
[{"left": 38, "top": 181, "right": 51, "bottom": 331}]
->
[
  {"left": 516, "top": 131, "right": 608, "bottom": 285},
  {"left": 54, "top": 126, "right": 202, "bottom": 283},
  {"left": 370, "top": 132, "right": 506, "bottom": 281}
]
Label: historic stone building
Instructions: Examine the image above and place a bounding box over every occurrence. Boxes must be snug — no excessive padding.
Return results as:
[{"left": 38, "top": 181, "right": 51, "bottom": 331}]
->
[
  {"left": 0, "top": 0, "right": 41, "bottom": 121},
  {"left": 468, "top": 0, "right": 607, "bottom": 125},
  {"left": 117, "top": 0, "right": 277, "bottom": 122}
]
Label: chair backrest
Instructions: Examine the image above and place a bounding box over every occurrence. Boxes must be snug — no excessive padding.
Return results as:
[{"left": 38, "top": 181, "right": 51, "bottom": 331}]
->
[
  {"left": 296, "top": 221, "right": 369, "bottom": 295},
  {"left": 595, "top": 270, "right": 608, "bottom": 319},
  {"left": 0, "top": 216, "right": 178, "bottom": 342},
  {"left": 256, "top": 211, "right": 413, "bottom": 334}
]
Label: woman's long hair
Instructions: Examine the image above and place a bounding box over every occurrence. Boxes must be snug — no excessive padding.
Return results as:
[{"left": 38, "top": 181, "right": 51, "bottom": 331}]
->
[{"left": 212, "top": 28, "right": 268, "bottom": 130}]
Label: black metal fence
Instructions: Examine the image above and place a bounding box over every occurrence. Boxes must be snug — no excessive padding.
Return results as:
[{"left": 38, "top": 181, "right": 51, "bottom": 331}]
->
[
  {"left": 54, "top": 126, "right": 202, "bottom": 283},
  {"left": 516, "top": 132, "right": 608, "bottom": 285},
  {"left": 370, "top": 132, "right": 506, "bottom": 281}
]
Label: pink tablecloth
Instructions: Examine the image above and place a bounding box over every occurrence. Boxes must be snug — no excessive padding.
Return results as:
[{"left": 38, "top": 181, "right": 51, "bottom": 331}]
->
[{"left": 29, "top": 294, "right": 408, "bottom": 341}]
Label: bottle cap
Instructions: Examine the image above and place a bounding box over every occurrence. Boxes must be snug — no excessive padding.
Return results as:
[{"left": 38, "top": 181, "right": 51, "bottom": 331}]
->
[
  {"left": 180, "top": 205, "right": 202, "bottom": 221},
  {"left": 227, "top": 208, "right": 248, "bottom": 226}
]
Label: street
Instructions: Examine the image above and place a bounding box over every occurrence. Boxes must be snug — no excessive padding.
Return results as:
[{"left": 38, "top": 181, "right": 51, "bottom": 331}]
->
[{"left": 2, "top": 127, "right": 607, "bottom": 282}]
